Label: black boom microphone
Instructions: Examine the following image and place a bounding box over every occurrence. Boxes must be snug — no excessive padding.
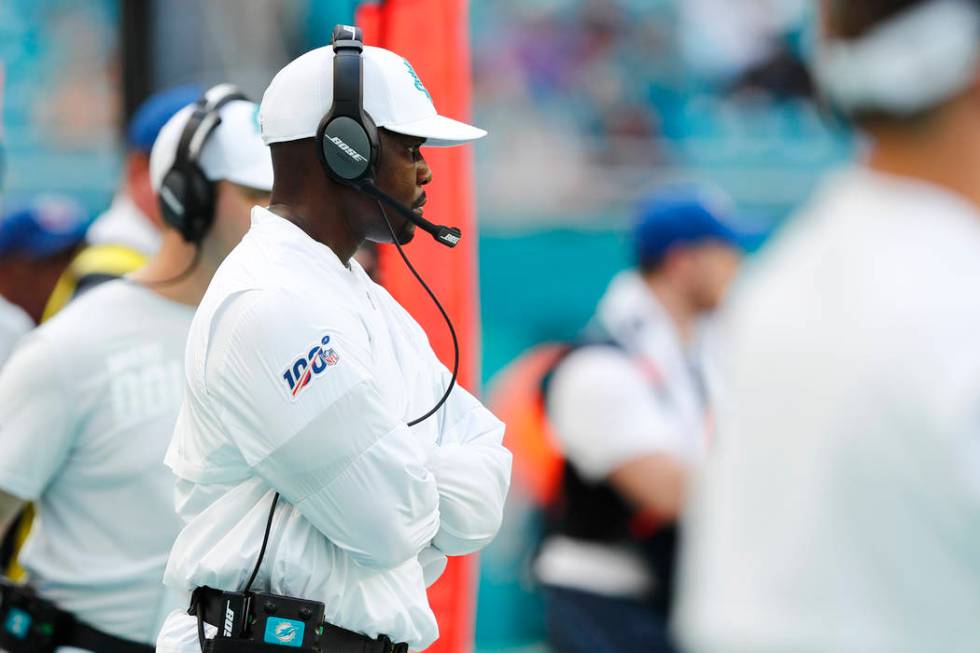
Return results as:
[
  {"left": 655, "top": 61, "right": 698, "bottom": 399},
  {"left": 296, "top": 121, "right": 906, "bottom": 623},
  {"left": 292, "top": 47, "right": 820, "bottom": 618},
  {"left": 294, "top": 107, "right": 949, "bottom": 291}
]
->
[{"left": 356, "top": 180, "right": 462, "bottom": 248}]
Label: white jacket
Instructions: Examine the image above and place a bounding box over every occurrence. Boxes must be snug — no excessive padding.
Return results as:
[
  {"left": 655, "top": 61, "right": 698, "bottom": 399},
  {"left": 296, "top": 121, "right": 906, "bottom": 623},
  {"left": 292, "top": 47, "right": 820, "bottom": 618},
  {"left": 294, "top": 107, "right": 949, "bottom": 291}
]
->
[{"left": 157, "top": 207, "right": 511, "bottom": 652}]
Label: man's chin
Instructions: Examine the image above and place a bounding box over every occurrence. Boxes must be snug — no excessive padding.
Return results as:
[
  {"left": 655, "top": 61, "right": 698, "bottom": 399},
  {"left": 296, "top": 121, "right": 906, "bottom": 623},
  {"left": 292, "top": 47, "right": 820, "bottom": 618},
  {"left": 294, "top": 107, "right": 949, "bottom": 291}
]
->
[
  {"left": 367, "top": 220, "right": 415, "bottom": 246},
  {"left": 396, "top": 221, "right": 417, "bottom": 245}
]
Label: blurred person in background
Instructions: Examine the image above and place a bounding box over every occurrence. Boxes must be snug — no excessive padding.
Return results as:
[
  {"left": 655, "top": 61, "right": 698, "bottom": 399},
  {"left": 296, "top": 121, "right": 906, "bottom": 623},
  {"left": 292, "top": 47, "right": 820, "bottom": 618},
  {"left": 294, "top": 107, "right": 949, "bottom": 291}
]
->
[
  {"left": 0, "top": 84, "right": 200, "bottom": 583},
  {"left": 675, "top": 2, "right": 980, "bottom": 652},
  {"left": 0, "top": 86, "right": 272, "bottom": 652},
  {"left": 534, "top": 189, "right": 742, "bottom": 653},
  {"left": 41, "top": 83, "right": 202, "bottom": 320},
  {"left": 0, "top": 195, "right": 88, "bottom": 366}
]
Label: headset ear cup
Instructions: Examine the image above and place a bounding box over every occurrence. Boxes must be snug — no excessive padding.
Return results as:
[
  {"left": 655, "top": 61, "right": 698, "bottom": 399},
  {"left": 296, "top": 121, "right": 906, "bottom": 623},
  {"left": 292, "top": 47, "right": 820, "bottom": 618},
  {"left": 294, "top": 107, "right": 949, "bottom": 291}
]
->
[
  {"left": 160, "top": 169, "right": 189, "bottom": 232},
  {"left": 319, "top": 116, "right": 374, "bottom": 182},
  {"left": 160, "top": 166, "right": 215, "bottom": 243},
  {"left": 185, "top": 167, "right": 216, "bottom": 243}
]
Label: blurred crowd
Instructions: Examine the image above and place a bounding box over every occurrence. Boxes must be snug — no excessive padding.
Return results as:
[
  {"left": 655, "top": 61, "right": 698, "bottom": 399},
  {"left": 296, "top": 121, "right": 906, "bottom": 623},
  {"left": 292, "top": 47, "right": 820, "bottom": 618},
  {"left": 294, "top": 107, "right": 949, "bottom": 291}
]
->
[
  {"left": 2, "top": 0, "right": 842, "bottom": 231},
  {"left": 470, "top": 0, "right": 837, "bottom": 227}
]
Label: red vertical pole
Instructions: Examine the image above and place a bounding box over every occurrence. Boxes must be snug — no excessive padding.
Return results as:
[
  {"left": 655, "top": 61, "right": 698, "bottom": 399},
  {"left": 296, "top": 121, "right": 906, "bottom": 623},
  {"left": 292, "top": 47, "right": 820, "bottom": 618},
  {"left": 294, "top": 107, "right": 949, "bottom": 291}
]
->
[{"left": 358, "top": 2, "right": 480, "bottom": 652}]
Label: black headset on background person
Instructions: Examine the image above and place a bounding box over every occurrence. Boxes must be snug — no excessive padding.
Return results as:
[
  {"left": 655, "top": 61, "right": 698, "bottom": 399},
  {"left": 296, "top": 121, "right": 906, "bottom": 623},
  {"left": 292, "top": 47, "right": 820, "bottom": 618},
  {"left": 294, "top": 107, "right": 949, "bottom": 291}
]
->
[
  {"left": 159, "top": 84, "right": 248, "bottom": 244},
  {"left": 314, "top": 24, "right": 463, "bottom": 249}
]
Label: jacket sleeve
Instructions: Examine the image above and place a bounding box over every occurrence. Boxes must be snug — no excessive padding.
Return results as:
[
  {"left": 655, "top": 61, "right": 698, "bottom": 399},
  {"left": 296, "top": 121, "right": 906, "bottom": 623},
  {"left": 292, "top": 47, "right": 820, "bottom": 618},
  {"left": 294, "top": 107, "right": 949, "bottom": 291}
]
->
[
  {"left": 390, "top": 285, "right": 510, "bottom": 561},
  {"left": 427, "top": 374, "right": 512, "bottom": 556},
  {"left": 210, "top": 290, "right": 440, "bottom": 569}
]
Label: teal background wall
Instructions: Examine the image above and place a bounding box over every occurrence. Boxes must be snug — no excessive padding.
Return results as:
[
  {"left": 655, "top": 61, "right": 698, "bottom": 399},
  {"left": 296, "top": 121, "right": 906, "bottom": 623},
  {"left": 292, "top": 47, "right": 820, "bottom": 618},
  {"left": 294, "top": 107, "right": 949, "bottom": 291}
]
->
[{"left": 478, "top": 228, "right": 632, "bottom": 386}]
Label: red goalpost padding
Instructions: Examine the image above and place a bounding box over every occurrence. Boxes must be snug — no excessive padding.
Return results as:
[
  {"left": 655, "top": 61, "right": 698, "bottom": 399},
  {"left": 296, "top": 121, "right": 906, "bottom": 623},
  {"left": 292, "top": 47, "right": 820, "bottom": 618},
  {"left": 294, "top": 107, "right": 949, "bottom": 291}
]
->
[{"left": 357, "top": 2, "right": 482, "bottom": 652}]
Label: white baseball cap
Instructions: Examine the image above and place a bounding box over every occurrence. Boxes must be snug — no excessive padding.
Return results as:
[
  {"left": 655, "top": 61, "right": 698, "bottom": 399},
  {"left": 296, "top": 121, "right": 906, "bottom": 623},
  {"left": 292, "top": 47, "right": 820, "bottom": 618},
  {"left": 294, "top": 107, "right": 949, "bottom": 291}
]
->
[
  {"left": 259, "top": 45, "right": 487, "bottom": 147},
  {"left": 150, "top": 98, "right": 274, "bottom": 193}
]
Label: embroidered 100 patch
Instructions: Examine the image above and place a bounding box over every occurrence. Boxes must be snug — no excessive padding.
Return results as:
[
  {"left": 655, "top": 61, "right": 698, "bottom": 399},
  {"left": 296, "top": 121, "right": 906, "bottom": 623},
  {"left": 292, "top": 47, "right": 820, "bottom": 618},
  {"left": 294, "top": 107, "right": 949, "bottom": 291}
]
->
[{"left": 281, "top": 335, "right": 341, "bottom": 398}]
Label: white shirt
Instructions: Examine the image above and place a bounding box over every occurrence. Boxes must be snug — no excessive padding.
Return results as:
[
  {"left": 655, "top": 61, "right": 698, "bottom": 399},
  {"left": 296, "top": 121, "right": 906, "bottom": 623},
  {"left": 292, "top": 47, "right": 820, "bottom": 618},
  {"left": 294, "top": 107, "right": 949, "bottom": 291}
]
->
[
  {"left": 0, "top": 295, "right": 32, "bottom": 368},
  {"left": 675, "top": 168, "right": 980, "bottom": 653},
  {"left": 0, "top": 280, "right": 192, "bottom": 644},
  {"left": 534, "top": 271, "right": 708, "bottom": 598},
  {"left": 157, "top": 207, "right": 511, "bottom": 652}
]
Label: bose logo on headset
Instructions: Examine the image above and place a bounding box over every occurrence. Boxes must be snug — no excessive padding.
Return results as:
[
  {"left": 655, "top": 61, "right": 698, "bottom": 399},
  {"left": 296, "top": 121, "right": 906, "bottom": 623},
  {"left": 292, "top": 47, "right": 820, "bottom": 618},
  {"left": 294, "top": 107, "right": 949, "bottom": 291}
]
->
[
  {"left": 159, "top": 186, "right": 185, "bottom": 216},
  {"left": 329, "top": 136, "right": 368, "bottom": 163}
]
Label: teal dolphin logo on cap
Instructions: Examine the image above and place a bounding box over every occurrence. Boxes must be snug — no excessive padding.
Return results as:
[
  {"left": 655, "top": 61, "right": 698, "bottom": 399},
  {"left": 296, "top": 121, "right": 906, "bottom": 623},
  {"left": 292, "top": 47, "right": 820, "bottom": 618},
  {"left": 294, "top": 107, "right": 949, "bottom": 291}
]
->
[
  {"left": 403, "top": 60, "right": 431, "bottom": 100},
  {"left": 252, "top": 105, "right": 262, "bottom": 133}
]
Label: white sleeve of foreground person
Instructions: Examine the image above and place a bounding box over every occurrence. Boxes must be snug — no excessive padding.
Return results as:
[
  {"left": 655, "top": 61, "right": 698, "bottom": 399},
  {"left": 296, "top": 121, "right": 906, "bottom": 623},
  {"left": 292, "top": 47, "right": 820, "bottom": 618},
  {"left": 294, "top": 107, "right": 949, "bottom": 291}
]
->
[{"left": 672, "top": 169, "right": 980, "bottom": 653}]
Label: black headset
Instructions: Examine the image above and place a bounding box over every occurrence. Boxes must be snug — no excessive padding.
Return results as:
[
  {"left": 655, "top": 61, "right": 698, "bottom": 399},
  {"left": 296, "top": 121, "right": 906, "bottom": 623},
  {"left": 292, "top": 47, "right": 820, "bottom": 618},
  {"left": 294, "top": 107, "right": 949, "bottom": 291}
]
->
[
  {"left": 159, "top": 84, "right": 248, "bottom": 243},
  {"left": 314, "top": 25, "right": 463, "bottom": 248}
]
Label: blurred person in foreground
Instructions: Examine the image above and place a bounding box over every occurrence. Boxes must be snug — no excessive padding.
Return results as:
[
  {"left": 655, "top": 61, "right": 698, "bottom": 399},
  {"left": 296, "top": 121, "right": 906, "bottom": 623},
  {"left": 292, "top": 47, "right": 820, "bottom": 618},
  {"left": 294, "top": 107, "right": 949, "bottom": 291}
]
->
[
  {"left": 0, "top": 196, "right": 88, "bottom": 366},
  {"left": 534, "top": 189, "right": 742, "bottom": 653},
  {"left": 42, "top": 83, "right": 202, "bottom": 320},
  {"left": 0, "top": 86, "right": 272, "bottom": 652},
  {"left": 156, "top": 28, "right": 510, "bottom": 653},
  {"left": 675, "top": 2, "right": 980, "bottom": 652}
]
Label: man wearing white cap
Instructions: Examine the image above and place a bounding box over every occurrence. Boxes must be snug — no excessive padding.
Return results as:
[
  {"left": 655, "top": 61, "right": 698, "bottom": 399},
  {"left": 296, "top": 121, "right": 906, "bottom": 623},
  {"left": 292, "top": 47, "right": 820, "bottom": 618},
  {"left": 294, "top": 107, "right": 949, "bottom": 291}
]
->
[
  {"left": 0, "top": 85, "right": 272, "bottom": 652},
  {"left": 156, "top": 27, "right": 511, "bottom": 653}
]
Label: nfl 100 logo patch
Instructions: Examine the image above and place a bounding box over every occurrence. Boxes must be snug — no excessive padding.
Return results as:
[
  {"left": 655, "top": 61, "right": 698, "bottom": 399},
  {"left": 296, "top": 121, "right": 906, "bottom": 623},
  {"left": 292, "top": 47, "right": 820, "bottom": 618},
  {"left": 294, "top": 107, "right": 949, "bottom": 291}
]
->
[{"left": 281, "top": 335, "right": 341, "bottom": 399}]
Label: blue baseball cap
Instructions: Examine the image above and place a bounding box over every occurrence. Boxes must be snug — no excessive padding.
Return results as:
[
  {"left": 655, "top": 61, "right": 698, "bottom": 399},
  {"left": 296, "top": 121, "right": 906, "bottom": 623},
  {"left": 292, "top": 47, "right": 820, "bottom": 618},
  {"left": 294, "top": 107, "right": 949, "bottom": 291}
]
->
[
  {"left": 127, "top": 84, "right": 204, "bottom": 153},
  {"left": 632, "top": 186, "right": 743, "bottom": 267},
  {"left": 0, "top": 195, "right": 90, "bottom": 258}
]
